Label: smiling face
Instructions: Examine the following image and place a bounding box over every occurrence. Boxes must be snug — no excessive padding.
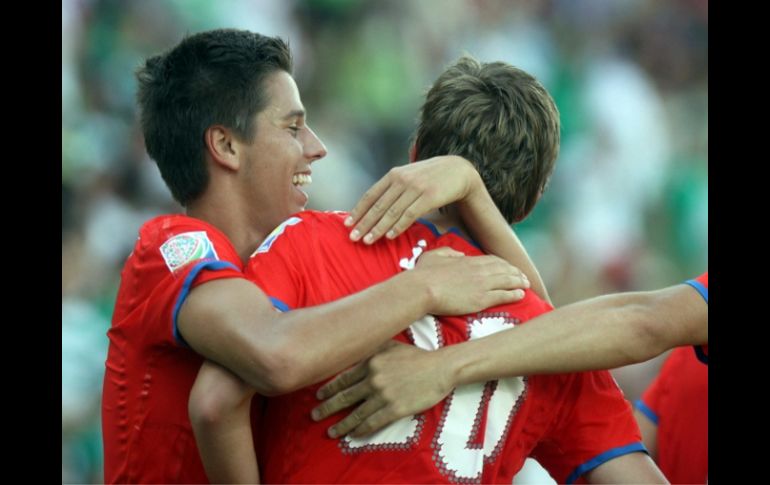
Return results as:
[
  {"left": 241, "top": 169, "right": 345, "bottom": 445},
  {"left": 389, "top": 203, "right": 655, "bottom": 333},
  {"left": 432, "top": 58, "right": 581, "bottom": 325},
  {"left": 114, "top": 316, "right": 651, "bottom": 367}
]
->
[{"left": 238, "top": 70, "right": 327, "bottom": 233}]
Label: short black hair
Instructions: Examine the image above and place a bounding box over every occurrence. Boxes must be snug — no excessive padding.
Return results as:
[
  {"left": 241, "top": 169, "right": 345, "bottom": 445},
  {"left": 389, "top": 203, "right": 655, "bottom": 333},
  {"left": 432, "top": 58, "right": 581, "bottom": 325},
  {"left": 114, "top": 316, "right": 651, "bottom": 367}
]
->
[{"left": 136, "top": 29, "right": 292, "bottom": 206}]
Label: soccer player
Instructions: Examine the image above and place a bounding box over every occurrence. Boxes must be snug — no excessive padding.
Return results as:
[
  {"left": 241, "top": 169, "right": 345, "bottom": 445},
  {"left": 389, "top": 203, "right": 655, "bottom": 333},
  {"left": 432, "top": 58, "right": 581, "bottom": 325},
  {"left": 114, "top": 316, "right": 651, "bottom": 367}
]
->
[
  {"left": 101, "top": 29, "right": 531, "bottom": 484},
  {"left": 190, "top": 56, "right": 666, "bottom": 483}
]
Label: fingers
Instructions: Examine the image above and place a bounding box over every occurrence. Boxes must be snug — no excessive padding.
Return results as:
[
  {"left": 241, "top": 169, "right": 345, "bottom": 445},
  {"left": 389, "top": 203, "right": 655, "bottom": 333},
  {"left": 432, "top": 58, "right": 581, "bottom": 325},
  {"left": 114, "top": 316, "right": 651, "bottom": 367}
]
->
[
  {"left": 346, "top": 177, "right": 392, "bottom": 234},
  {"left": 482, "top": 273, "right": 530, "bottom": 292},
  {"left": 480, "top": 289, "right": 526, "bottom": 308},
  {"left": 422, "top": 246, "right": 465, "bottom": 259},
  {"left": 312, "top": 379, "right": 370, "bottom": 422},
  {"left": 349, "top": 186, "right": 403, "bottom": 242},
  {"left": 348, "top": 407, "right": 400, "bottom": 438},
  {"left": 316, "top": 362, "right": 368, "bottom": 401},
  {"left": 379, "top": 198, "right": 428, "bottom": 242},
  {"left": 326, "top": 397, "right": 385, "bottom": 438},
  {"left": 474, "top": 256, "right": 530, "bottom": 281},
  {"left": 356, "top": 189, "right": 421, "bottom": 245}
]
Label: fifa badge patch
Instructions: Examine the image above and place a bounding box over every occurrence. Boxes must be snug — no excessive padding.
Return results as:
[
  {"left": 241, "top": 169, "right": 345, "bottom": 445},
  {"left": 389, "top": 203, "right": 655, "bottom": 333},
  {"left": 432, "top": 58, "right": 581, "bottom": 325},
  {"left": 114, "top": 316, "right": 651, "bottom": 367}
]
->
[
  {"left": 160, "top": 231, "right": 219, "bottom": 273},
  {"left": 254, "top": 217, "right": 302, "bottom": 255}
]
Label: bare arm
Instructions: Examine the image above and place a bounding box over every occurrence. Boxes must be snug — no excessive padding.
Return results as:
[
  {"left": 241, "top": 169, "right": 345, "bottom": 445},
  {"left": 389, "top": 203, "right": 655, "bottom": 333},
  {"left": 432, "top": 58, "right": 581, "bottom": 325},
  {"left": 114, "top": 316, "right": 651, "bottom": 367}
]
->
[
  {"left": 446, "top": 284, "right": 707, "bottom": 385},
  {"left": 344, "top": 155, "right": 550, "bottom": 302},
  {"left": 584, "top": 452, "right": 668, "bottom": 484},
  {"left": 178, "top": 247, "right": 526, "bottom": 396},
  {"left": 457, "top": 172, "right": 550, "bottom": 303},
  {"left": 313, "top": 283, "right": 707, "bottom": 436},
  {"left": 634, "top": 409, "right": 659, "bottom": 460},
  {"left": 189, "top": 362, "right": 259, "bottom": 483}
]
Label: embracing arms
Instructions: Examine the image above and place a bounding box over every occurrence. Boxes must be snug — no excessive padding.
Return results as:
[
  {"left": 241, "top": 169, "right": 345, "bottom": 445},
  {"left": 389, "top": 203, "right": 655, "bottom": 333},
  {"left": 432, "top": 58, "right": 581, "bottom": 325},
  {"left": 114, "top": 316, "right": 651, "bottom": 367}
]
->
[{"left": 313, "top": 283, "right": 707, "bottom": 437}]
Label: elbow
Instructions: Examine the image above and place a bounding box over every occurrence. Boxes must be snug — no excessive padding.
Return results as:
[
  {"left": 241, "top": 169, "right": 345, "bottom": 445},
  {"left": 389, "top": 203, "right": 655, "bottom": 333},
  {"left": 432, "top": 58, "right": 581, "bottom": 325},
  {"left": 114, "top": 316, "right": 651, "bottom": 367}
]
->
[
  {"left": 248, "top": 342, "right": 306, "bottom": 396},
  {"left": 188, "top": 387, "right": 230, "bottom": 429},
  {"left": 624, "top": 297, "right": 673, "bottom": 363}
]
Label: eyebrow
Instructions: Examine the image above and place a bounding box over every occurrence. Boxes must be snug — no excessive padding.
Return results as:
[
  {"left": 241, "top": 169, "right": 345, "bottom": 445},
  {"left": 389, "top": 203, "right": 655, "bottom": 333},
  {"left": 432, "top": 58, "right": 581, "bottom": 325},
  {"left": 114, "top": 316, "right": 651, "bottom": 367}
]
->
[{"left": 282, "top": 109, "right": 305, "bottom": 121}]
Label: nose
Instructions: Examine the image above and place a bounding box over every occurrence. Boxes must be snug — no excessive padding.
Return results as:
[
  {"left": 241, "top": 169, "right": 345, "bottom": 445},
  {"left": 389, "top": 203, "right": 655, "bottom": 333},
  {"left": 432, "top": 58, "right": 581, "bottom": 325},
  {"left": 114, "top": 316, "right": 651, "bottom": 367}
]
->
[{"left": 304, "top": 126, "right": 327, "bottom": 163}]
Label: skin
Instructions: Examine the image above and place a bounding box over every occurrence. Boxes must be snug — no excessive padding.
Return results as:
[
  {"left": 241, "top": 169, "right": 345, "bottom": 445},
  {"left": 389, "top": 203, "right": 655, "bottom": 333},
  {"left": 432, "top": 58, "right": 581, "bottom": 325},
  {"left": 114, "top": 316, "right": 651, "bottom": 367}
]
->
[
  {"left": 635, "top": 410, "right": 659, "bottom": 460},
  {"left": 189, "top": 70, "right": 327, "bottom": 261},
  {"left": 313, "top": 283, "right": 707, "bottom": 440}
]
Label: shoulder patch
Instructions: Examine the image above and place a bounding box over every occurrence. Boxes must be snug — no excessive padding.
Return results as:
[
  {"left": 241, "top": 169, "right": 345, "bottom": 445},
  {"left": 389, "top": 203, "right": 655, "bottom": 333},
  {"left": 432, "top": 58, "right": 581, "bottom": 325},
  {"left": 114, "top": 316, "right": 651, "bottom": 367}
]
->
[
  {"left": 159, "top": 231, "right": 219, "bottom": 273},
  {"left": 254, "top": 217, "right": 302, "bottom": 255}
]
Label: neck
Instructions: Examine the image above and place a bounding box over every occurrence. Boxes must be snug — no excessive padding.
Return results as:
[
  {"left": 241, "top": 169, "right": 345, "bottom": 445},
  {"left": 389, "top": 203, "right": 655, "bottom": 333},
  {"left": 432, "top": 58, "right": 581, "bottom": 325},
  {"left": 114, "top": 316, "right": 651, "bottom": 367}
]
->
[
  {"left": 422, "top": 204, "right": 469, "bottom": 238},
  {"left": 187, "top": 192, "right": 270, "bottom": 264}
]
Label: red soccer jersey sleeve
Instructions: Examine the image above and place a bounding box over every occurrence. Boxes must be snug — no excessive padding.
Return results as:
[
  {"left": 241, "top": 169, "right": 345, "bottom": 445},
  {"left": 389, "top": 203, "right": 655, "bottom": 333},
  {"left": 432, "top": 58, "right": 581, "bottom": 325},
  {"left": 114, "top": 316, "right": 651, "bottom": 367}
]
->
[
  {"left": 103, "top": 215, "right": 246, "bottom": 484},
  {"left": 110, "top": 215, "right": 245, "bottom": 346},
  {"left": 636, "top": 347, "right": 708, "bottom": 483},
  {"left": 529, "top": 371, "right": 644, "bottom": 484},
  {"left": 684, "top": 271, "right": 708, "bottom": 364}
]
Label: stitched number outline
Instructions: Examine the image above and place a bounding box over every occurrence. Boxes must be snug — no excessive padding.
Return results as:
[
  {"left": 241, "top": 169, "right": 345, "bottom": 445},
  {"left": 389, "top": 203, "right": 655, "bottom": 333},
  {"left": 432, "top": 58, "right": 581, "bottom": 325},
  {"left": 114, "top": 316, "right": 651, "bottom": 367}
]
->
[{"left": 342, "top": 314, "right": 526, "bottom": 482}]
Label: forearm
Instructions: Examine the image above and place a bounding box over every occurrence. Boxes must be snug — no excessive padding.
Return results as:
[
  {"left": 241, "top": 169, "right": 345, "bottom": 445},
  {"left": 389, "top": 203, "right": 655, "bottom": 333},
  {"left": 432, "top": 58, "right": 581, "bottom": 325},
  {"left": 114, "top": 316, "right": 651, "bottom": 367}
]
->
[
  {"left": 182, "top": 275, "right": 431, "bottom": 395},
  {"left": 457, "top": 173, "right": 550, "bottom": 304},
  {"left": 443, "top": 289, "right": 700, "bottom": 385},
  {"left": 182, "top": 251, "right": 521, "bottom": 396},
  {"left": 189, "top": 362, "right": 259, "bottom": 483},
  {"left": 195, "top": 410, "right": 259, "bottom": 484},
  {"left": 271, "top": 270, "right": 433, "bottom": 391}
]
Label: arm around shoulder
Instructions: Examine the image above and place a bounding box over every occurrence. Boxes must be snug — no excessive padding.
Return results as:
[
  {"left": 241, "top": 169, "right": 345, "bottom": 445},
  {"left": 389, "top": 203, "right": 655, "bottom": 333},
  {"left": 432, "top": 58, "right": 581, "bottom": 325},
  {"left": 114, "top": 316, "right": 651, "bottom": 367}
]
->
[{"left": 177, "top": 277, "right": 301, "bottom": 395}]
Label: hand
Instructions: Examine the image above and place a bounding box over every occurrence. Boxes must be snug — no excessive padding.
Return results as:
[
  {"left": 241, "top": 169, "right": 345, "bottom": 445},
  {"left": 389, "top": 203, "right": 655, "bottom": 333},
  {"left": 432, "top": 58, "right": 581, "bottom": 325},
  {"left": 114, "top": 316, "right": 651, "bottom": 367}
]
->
[
  {"left": 345, "top": 156, "right": 481, "bottom": 244},
  {"left": 311, "top": 341, "right": 453, "bottom": 438},
  {"left": 414, "top": 247, "right": 529, "bottom": 315}
]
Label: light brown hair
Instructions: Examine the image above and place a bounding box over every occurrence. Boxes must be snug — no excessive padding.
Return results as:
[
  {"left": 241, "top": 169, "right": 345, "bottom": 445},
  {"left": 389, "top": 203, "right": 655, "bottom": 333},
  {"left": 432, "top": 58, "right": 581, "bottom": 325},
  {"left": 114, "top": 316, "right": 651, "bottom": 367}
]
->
[{"left": 414, "top": 56, "right": 560, "bottom": 223}]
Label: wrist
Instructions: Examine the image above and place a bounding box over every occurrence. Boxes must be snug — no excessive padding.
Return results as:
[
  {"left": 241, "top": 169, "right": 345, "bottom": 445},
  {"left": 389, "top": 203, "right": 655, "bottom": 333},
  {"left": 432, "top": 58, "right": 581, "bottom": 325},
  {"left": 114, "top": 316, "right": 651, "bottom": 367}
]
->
[
  {"left": 435, "top": 345, "right": 463, "bottom": 390},
  {"left": 396, "top": 269, "right": 435, "bottom": 315},
  {"left": 440, "top": 341, "right": 481, "bottom": 387},
  {"left": 454, "top": 156, "right": 482, "bottom": 201},
  {"left": 457, "top": 171, "right": 487, "bottom": 219}
]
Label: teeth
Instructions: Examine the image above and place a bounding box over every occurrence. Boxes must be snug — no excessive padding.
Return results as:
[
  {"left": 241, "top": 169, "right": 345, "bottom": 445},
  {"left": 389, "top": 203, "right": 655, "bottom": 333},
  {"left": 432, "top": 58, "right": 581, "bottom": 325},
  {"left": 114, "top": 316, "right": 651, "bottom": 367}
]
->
[{"left": 292, "top": 173, "right": 312, "bottom": 186}]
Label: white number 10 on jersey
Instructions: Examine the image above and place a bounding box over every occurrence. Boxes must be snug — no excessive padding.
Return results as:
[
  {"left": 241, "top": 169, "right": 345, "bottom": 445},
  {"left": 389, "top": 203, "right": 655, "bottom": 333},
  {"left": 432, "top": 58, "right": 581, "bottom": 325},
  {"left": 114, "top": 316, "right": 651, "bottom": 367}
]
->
[{"left": 342, "top": 314, "right": 526, "bottom": 483}]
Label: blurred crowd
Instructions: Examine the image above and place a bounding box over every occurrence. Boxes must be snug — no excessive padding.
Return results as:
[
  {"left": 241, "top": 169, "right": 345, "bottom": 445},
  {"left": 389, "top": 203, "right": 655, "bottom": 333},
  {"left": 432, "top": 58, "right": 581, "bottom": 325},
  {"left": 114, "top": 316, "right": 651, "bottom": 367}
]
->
[{"left": 62, "top": 0, "right": 707, "bottom": 482}]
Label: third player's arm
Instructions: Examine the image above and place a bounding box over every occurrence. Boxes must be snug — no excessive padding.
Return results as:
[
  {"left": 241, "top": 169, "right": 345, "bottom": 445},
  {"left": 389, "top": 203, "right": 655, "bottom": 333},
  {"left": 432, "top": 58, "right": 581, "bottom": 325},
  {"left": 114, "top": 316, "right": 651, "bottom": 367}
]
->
[
  {"left": 444, "top": 284, "right": 707, "bottom": 385},
  {"left": 313, "top": 283, "right": 707, "bottom": 436}
]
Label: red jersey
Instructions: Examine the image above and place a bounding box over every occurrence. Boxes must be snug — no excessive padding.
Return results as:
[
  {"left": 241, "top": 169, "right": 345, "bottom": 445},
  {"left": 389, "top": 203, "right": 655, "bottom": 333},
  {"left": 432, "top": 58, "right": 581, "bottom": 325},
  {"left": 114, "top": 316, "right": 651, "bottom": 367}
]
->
[
  {"left": 684, "top": 272, "right": 708, "bottom": 364},
  {"left": 636, "top": 347, "right": 708, "bottom": 483},
  {"left": 247, "top": 211, "right": 644, "bottom": 484},
  {"left": 102, "top": 215, "right": 245, "bottom": 484}
]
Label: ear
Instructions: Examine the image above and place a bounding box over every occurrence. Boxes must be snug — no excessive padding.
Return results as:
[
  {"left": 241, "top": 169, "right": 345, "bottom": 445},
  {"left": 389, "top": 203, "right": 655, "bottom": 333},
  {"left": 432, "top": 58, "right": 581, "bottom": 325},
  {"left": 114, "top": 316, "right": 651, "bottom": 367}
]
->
[
  {"left": 204, "top": 125, "right": 240, "bottom": 171},
  {"left": 408, "top": 142, "right": 418, "bottom": 163}
]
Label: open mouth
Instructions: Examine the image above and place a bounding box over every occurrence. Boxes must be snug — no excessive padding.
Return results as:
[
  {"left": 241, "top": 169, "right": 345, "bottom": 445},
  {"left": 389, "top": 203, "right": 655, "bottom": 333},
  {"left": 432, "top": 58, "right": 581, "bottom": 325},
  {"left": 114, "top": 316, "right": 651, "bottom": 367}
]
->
[{"left": 292, "top": 173, "right": 312, "bottom": 187}]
